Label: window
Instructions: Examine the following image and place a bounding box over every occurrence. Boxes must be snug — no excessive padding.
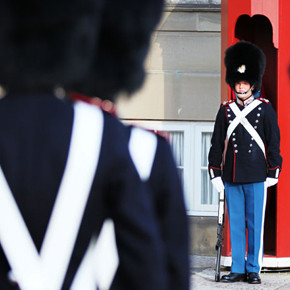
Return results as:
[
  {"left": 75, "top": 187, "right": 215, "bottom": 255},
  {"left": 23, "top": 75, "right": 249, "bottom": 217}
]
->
[
  {"left": 193, "top": 124, "right": 218, "bottom": 215},
  {"left": 122, "top": 120, "right": 217, "bottom": 216},
  {"left": 158, "top": 130, "right": 185, "bottom": 186}
]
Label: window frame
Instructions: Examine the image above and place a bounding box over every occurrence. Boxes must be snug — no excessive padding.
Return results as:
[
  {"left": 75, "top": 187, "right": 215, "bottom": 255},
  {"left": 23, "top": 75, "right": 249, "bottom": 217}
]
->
[{"left": 192, "top": 123, "right": 218, "bottom": 216}]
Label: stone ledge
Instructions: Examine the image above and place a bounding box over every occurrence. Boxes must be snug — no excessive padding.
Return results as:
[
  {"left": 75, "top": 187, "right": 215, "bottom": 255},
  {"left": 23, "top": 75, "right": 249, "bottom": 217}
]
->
[{"left": 165, "top": 4, "right": 221, "bottom": 12}]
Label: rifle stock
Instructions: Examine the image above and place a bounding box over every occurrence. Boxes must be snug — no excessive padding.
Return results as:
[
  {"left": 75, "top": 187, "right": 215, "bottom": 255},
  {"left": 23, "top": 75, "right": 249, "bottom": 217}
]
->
[{"left": 215, "top": 189, "right": 225, "bottom": 282}]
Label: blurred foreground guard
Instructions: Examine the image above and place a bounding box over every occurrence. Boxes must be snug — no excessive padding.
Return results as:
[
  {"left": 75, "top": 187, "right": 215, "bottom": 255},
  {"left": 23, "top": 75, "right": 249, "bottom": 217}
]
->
[
  {"left": 0, "top": 0, "right": 167, "bottom": 289},
  {"left": 71, "top": 0, "right": 190, "bottom": 289},
  {"left": 208, "top": 41, "right": 282, "bottom": 284}
]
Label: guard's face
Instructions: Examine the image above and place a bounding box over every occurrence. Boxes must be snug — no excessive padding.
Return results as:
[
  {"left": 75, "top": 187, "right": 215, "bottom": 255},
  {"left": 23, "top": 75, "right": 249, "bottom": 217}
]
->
[{"left": 235, "top": 81, "right": 252, "bottom": 99}]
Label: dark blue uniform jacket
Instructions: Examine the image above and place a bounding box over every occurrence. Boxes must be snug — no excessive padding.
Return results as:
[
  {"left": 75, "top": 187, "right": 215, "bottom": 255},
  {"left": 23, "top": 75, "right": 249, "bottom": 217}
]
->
[
  {"left": 208, "top": 97, "right": 282, "bottom": 184},
  {"left": 0, "top": 94, "right": 166, "bottom": 290}
]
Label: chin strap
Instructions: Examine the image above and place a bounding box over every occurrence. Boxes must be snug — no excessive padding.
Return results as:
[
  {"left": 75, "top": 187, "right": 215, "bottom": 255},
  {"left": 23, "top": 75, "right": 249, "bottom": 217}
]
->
[{"left": 235, "top": 85, "right": 254, "bottom": 96}]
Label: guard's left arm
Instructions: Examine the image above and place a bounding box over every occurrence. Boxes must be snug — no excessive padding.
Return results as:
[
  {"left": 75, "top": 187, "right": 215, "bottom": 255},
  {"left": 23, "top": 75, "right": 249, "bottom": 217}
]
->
[
  {"left": 264, "top": 103, "right": 283, "bottom": 179},
  {"left": 150, "top": 136, "right": 189, "bottom": 290}
]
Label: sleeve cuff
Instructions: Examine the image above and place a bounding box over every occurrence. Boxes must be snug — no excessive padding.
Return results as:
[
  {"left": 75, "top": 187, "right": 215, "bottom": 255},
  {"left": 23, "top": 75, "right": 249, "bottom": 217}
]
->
[
  {"left": 208, "top": 166, "right": 222, "bottom": 180},
  {"left": 267, "top": 166, "right": 281, "bottom": 179}
]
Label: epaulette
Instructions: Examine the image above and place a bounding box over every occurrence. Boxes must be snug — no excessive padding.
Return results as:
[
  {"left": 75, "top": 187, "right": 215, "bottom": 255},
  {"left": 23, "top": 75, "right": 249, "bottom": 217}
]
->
[
  {"left": 257, "top": 97, "right": 270, "bottom": 104},
  {"left": 221, "top": 100, "right": 235, "bottom": 107}
]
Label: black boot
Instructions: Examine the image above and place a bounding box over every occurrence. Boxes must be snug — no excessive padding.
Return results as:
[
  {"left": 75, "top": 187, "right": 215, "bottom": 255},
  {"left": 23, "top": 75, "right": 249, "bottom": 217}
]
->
[
  {"left": 247, "top": 272, "right": 261, "bottom": 284},
  {"left": 220, "top": 273, "right": 247, "bottom": 283}
]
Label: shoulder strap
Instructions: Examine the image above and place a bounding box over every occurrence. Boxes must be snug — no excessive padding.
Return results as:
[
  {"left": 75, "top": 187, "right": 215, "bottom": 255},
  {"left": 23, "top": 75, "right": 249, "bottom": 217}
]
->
[
  {"left": 40, "top": 101, "right": 104, "bottom": 288},
  {"left": 128, "top": 127, "right": 158, "bottom": 181},
  {"left": 0, "top": 164, "right": 43, "bottom": 288},
  {"left": 0, "top": 101, "right": 104, "bottom": 289}
]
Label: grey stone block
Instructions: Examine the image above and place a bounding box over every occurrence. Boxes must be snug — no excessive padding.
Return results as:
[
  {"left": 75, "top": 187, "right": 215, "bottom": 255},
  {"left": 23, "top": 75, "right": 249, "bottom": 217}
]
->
[
  {"left": 198, "top": 12, "right": 221, "bottom": 31},
  {"left": 162, "top": 72, "right": 221, "bottom": 120},
  {"left": 116, "top": 72, "right": 221, "bottom": 121},
  {"left": 147, "top": 31, "right": 221, "bottom": 72},
  {"left": 158, "top": 11, "right": 221, "bottom": 32},
  {"left": 166, "top": 0, "right": 221, "bottom": 4},
  {"left": 188, "top": 216, "right": 217, "bottom": 255}
]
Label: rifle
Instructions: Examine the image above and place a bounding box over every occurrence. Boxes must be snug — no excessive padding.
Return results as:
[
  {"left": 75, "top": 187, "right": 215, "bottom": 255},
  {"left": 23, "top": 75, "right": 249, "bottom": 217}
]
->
[{"left": 215, "top": 189, "right": 225, "bottom": 282}]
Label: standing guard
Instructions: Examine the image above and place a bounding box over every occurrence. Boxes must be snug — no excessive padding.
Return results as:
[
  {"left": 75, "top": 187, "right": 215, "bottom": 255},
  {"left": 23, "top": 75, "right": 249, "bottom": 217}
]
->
[{"left": 208, "top": 41, "right": 282, "bottom": 284}]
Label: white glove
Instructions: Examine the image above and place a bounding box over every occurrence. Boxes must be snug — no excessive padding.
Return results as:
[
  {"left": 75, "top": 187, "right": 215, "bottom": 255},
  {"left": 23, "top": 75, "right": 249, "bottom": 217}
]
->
[
  {"left": 266, "top": 177, "right": 278, "bottom": 188},
  {"left": 211, "top": 177, "right": 225, "bottom": 192}
]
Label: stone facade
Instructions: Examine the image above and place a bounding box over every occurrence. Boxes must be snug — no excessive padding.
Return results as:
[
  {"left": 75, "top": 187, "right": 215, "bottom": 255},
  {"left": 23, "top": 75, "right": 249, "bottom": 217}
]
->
[
  {"left": 166, "top": 0, "right": 221, "bottom": 5},
  {"left": 116, "top": 3, "right": 221, "bottom": 256},
  {"left": 117, "top": 3, "right": 221, "bottom": 122}
]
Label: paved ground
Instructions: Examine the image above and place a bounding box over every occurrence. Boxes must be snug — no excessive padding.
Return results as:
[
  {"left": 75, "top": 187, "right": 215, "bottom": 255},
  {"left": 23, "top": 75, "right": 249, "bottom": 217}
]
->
[{"left": 190, "top": 256, "right": 290, "bottom": 289}]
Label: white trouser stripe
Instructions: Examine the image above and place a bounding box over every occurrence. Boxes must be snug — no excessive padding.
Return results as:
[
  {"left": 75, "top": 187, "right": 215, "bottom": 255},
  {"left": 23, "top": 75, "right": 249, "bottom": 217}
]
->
[{"left": 258, "top": 183, "right": 268, "bottom": 273}]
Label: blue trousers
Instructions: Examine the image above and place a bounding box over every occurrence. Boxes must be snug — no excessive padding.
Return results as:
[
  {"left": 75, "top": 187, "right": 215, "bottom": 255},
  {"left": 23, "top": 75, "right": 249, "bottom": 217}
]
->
[{"left": 225, "top": 182, "right": 267, "bottom": 274}]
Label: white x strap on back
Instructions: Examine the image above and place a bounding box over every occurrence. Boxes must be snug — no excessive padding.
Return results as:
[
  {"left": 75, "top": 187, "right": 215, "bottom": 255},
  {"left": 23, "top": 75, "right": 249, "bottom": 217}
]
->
[
  {"left": 71, "top": 218, "right": 119, "bottom": 290},
  {"left": 71, "top": 126, "right": 158, "bottom": 290},
  {"left": 0, "top": 101, "right": 104, "bottom": 289},
  {"left": 227, "top": 100, "right": 265, "bottom": 157}
]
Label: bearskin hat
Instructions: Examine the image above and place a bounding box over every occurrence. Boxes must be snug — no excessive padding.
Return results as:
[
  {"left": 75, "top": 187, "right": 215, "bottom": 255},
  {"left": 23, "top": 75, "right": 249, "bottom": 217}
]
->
[
  {"left": 0, "top": 0, "right": 102, "bottom": 93},
  {"left": 73, "top": 0, "right": 164, "bottom": 100},
  {"left": 224, "top": 41, "right": 266, "bottom": 94}
]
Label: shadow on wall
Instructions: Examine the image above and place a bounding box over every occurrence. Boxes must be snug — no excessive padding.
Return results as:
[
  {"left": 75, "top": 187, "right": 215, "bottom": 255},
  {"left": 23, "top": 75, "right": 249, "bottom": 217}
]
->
[
  {"left": 235, "top": 14, "right": 277, "bottom": 109},
  {"left": 235, "top": 14, "right": 277, "bottom": 256}
]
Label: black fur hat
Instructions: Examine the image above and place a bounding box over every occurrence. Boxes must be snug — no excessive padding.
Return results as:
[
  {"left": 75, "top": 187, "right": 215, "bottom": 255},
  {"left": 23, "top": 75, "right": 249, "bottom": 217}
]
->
[
  {"left": 0, "top": 0, "right": 102, "bottom": 93},
  {"left": 224, "top": 41, "right": 266, "bottom": 93},
  {"left": 73, "top": 0, "right": 164, "bottom": 100}
]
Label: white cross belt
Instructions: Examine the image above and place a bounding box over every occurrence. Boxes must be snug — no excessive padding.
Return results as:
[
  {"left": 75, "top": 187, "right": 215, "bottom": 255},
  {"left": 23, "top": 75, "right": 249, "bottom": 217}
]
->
[{"left": 227, "top": 99, "right": 265, "bottom": 157}]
